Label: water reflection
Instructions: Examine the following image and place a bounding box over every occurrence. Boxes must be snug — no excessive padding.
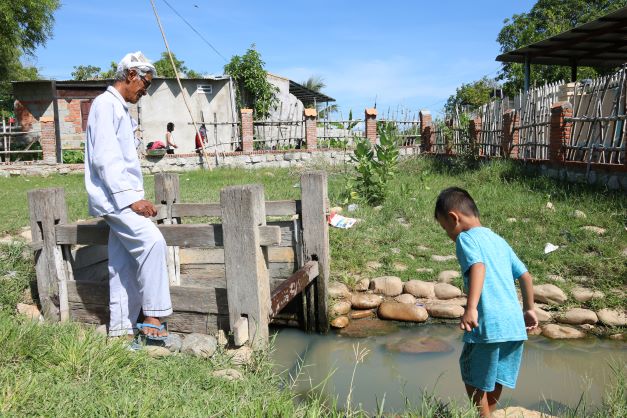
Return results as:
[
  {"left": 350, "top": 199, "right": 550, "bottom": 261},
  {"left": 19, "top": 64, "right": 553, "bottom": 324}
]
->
[{"left": 271, "top": 323, "right": 626, "bottom": 414}]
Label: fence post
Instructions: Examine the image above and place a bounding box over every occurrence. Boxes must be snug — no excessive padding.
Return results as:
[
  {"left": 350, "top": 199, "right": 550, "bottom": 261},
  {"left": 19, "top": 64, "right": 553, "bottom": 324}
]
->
[
  {"left": 240, "top": 109, "right": 254, "bottom": 152},
  {"left": 365, "top": 108, "right": 377, "bottom": 144},
  {"left": 304, "top": 108, "right": 318, "bottom": 149},
  {"left": 154, "top": 173, "right": 181, "bottom": 286},
  {"left": 419, "top": 110, "right": 434, "bottom": 153},
  {"left": 469, "top": 117, "right": 482, "bottom": 156},
  {"left": 40, "top": 116, "right": 57, "bottom": 163},
  {"left": 221, "top": 184, "right": 271, "bottom": 348},
  {"left": 549, "top": 102, "right": 573, "bottom": 163},
  {"left": 502, "top": 109, "right": 519, "bottom": 158},
  {"left": 27, "top": 188, "right": 70, "bottom": 321},
  {"left": 300, "top": 171, "right": 330, "bottom": 333},
  {"left": 445, "top": 119, "right": 453, "bottom": 155}
]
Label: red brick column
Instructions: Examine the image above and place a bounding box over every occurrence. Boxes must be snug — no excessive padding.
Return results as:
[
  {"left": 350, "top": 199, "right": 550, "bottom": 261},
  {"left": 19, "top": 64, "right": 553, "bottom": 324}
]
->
[
  {"left": 304, "top": 108, "right": 317, "bottom": 149},
  {"left": 240, "top": 109, "right": 253, "bottom": 152},
  {"left": 502, "top": 109, "right": 519, "bottom": 158},
  {"left": 365, "top": 108, "right": 377, "bottom": 144},
  {"left": 549, "top": 102, "right": 573, "bottom": 163},
  {"left": 469, "top": 117, "right": 482, "bottom": 155},
  {"left": 419, "top": 110, "right": 433, "bottom": 153},
  {"left": 40, "top": 116, "right": 57, "bottom": 163}
]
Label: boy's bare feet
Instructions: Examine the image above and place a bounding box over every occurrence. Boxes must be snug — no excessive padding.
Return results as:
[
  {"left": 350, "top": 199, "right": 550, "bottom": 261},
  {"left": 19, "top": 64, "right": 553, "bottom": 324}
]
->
[{"left": 140, "top": 316, "right": 168, "bottom": 338}]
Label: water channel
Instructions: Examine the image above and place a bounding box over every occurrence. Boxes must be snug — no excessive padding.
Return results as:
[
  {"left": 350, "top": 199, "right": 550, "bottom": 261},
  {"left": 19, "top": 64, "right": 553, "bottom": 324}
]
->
[{"left": 271, "top": 321, "right": 626, "bottom": 415}]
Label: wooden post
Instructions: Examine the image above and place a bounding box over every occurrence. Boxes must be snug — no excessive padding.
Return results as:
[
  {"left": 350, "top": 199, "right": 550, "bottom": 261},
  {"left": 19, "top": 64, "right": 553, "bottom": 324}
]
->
[
  {"left": 154, "top": 173, "right": 181, "bottom": 286},
  {"left": 221, "top": 184, "right": 271, "bottom": 348},
  {"left": 27, "top": 188, "right": 70, "bottom": 321},
  {"left": 300, "top": 171, "right": 330, "bottom": 333}
]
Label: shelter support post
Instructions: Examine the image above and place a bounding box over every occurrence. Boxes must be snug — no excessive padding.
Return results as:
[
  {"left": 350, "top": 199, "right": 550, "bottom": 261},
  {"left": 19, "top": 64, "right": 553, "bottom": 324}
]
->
[{"left": 154, "top": 173, "right": 181, "bottom": 286}]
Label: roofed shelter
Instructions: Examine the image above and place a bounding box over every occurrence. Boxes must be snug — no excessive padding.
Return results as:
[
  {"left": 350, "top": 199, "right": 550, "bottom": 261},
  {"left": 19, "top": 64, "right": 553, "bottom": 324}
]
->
[{"left": 496, "top": 6, "right": 627, "bottom": 91}]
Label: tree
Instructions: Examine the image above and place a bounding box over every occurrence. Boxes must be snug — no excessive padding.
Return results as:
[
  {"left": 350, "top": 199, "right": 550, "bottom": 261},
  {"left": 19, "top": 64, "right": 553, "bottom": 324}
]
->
[
  {"left": 152, "top": 52, "right": 200, "bottom": 78},
  {"left": 0, "top": 0, "right": 60, "bottom": 115},
  {"left": 224, "top": 44, "right": 278, "bottom": 119},
  {"left": 445, "top": 76, "right": 499, "bottom": 114},
  {"left": 300, "top": 75, "right": 338, "bottom": 119},
  {"left": 71, "top": 65, "right": 102, "bottom": 81},
  {"left": 497, "top": 0, "right": 627, "bottom": 96}
]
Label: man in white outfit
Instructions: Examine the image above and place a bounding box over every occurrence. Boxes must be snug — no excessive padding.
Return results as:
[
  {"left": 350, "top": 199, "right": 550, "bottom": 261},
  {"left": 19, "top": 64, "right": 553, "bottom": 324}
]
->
[{"left": 84, "top": 51, "right": 171, "bottom": 339}]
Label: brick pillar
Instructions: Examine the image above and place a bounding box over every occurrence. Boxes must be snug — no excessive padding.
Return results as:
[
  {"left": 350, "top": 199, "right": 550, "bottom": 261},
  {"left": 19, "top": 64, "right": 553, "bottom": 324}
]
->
[
  {"left": 304, "top": 108, "right": 317, "bottom": 149},
  {"left": 419, "top": 110, "right": 433, "bottom": 153},
  {"left": 40, "top": 116, "right": 57, "bottom": 163},
  {"left": 502, "top": 109, "right": 519, "bottom": 158},
  {"left": 240, "top": 109, "right": 253, "bottom": 152},
  {"left": 549, "top": 102, "right": 573, "bottom": 163},
  {"left": 365, "top": 108, "right": 377, "bottom": 144},
  {"left": 469, "top": 117, "right": 482, "bottom": 156}
]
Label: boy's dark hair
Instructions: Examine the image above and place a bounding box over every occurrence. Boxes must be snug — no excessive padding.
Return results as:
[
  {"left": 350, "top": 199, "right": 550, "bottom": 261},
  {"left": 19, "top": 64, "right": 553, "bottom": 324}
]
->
[
  {"left": 434, "top": 187, "right": 480, "bottom": 219},
  {"left": 167, "top": 122, "right": 174, "bottom": 132}
]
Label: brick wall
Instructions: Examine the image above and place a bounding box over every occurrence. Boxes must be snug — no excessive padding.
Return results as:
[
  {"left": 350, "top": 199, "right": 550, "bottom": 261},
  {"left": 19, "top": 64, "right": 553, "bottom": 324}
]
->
[
  {"left": 365, "top": 108, "right": 377, "bottom": 144},
  {"left": 304, "top": 108, "right": 317, "bottom": 149},
  {"left": 241, "top": 109, "right": 253, "bottom": 152}
]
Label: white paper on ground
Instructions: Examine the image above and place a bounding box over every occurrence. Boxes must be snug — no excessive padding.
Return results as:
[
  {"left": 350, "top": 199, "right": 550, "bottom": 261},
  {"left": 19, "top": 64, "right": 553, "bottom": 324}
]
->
[{"left": 544, "top": 243, "right": 560, "bottom": 254}]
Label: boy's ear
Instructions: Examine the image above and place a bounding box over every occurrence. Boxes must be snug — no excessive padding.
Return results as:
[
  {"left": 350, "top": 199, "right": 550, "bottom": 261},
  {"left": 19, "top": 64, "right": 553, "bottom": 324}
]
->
[{"left": 448, "top": 211, "right": 460, "bottom": 224}]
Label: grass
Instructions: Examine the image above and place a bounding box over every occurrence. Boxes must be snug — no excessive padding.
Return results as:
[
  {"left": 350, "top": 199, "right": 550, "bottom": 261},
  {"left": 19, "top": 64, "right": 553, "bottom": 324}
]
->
[{"left": 0, "top": 156, "right": 625, "bottom": 416}]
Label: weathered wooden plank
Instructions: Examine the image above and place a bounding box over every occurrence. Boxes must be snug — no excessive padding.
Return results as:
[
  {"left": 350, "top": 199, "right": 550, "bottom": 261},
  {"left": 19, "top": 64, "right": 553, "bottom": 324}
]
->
[
  {"left": 71, "top": 245, "right": 108, "bottom": 270},
  {"left": 28, "top": 188, "right": 68, "bottom": 321},
  {"left": 171, "top": 200, "right": 301, "bottom": 218},
  {"left": 179, "top": 247, "right": 294, "bottom": 264},
  {"left": 180, "top": 264, "right": 225, "bottom": 280},
  {"left": 270, "top": 261, "right": 319, "bottom": 317},
  {"left": 66, "top": 281, "right": 228, "bottom": 314},
  {"left": 155, "top": 173, "right": 181, "bottom": 286},
  {"left": 73, "top": 260, "right": 108, "bottom": 282},
  {"left": 300, "top": 172, "right": 330, "bottom": 333},
  {"left": 56, "top": 223, "right": 281, "bottom": 247},
  {"left": 221, "top": 185, "right": 271, "bottom": 348}
]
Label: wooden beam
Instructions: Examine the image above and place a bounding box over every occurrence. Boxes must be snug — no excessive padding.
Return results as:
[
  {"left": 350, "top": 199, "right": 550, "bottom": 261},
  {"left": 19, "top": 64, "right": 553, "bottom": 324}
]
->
[
  {"left": 270, "top": 261, "right": 318, "bottom": 317},
  {"left": 55, "top": 223, "right": 281, "bottom": 247},
  {"left": 171, "top": 200, "right": 301, "bottom": 218}
]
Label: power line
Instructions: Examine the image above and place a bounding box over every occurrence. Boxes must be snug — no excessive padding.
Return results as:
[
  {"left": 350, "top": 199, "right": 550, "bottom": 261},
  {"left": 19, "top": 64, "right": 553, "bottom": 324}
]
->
[{"left": 160, "top": 0, "right": 228, "bottom": 63}]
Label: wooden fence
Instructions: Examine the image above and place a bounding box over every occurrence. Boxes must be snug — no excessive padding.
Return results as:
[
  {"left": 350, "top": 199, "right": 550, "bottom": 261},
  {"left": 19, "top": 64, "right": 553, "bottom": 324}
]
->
[{"left": 27, "top": 171, "right": 330, "bottom": 348}]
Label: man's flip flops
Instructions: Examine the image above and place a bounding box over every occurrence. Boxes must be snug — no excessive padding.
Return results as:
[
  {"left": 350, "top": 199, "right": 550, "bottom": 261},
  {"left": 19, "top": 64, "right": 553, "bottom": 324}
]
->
[{"left": 136, "top": 322, "right": 169, "bottom": 341}]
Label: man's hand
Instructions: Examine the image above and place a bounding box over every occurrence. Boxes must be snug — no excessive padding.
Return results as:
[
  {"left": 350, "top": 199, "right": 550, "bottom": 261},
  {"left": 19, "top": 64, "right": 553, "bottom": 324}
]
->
[
  {"left": 130, "top": 199, "right": 157, "bottom": 218},
  {"left": 523, "top": 309, "right": 539, "bottom": 330},
  {"left": 460, "top": 307, "right": 479, "bottom": 332}
]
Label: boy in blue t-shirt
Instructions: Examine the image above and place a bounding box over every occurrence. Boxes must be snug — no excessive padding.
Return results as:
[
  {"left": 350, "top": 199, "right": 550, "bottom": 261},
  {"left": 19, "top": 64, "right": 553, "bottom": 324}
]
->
[{"left": 434, "top": 187, "right": 538, "bottom": 418}]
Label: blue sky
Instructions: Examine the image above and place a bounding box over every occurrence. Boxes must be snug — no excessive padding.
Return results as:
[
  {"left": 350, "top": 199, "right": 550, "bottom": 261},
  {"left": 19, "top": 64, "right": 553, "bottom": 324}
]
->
[{"left": 32, "top": 0, "right": 536, "bottom": 117}]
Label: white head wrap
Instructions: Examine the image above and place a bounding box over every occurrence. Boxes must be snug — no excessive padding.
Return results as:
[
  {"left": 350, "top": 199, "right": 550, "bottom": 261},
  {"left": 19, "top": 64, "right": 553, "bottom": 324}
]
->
[{"left": 116, "top": 51, "right": 157, "bottom": 77}]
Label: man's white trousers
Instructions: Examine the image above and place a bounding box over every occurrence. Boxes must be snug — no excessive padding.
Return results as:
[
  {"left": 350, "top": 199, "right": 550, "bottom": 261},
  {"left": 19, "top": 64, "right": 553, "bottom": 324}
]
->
[{"left": 104, "top": 207, "right": 172, "bottom": 336}]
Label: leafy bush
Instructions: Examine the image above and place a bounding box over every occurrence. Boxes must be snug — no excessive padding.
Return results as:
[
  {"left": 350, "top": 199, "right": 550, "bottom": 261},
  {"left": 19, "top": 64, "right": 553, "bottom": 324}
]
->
[
  {"left": 62, "top": 149, "right": 84, "bottom": 164},
  {"left": 346, "top": 123, "right": 399, "bottom": 205}
]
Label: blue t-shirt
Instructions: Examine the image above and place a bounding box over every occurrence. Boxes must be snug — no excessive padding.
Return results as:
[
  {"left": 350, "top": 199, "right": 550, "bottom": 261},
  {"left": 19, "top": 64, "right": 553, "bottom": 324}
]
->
[{"left": 456, "top": 226, "right": 528, "bottom": 343}]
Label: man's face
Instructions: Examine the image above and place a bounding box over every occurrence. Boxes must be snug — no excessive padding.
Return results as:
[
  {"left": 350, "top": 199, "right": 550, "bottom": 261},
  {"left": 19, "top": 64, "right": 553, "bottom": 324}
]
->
[{"left": 127, "top": 70, "right": 152, "bottom": 104}]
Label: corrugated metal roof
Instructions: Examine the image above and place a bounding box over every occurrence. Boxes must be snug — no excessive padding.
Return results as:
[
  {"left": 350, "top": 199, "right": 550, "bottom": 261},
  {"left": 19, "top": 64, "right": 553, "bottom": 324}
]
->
[{"left": 496, "top": 6, "right": 627, "bottom": 67}]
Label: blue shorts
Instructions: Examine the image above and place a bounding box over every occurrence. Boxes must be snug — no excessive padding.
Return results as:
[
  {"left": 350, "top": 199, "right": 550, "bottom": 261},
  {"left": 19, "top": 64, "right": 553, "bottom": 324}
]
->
[{"left": 459, "top": 341, "right": 524, "bottom": 392}]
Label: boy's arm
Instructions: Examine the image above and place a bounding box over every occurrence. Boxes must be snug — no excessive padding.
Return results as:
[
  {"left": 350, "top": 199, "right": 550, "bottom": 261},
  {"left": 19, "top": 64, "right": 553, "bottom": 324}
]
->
[
  {"left": 518, "top": 271, "right": 539, "bottom": 330},
  {"left": 460, "top": 263, "right": 485, "bottom": 332}
]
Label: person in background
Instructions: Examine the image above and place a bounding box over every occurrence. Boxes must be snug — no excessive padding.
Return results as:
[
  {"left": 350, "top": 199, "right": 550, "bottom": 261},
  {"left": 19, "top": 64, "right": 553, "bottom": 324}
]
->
[
  {"left": 195, "top": 124, "right": 208, "bottom": 151},
  {"left": 84, "top": 51, "right": 172, "bottom": 343},
  {"left": 165, "top": 122, "right": 178, "bottom": 154},
  {"left": 434, "top": 187, "right": 538, "bottom": 418}
]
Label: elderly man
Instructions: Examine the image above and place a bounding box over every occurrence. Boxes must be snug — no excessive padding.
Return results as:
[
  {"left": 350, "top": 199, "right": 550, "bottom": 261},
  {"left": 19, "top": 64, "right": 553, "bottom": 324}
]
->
[{"left": 85, "top": 52, "right": 171, "bottom": 340}]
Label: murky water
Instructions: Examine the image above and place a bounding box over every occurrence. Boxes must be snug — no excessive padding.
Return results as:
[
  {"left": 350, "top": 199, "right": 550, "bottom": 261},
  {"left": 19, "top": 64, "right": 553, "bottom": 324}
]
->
[{"left": 271, "top": 323, "right": 626, "bottom": 414}]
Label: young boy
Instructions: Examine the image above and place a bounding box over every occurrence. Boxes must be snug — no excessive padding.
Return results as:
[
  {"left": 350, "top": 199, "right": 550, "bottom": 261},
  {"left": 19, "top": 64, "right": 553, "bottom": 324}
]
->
[{"left": 434, "top": 187, "right": 538, "bottom": 418}]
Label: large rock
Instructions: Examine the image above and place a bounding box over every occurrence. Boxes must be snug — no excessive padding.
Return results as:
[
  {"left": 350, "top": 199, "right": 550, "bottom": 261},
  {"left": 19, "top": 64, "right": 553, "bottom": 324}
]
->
[
  {"left": 431, "top": 254, "right": 456, "bottom": 262},
  {"left": 434, "top": 283, "right": 462, "bottom": 300},
  {"left": 370, "top": 276, "right": 403, "bottom": 296},
  {"left": 181, "top": 333, "right": 217, "bottom": 358},
  {"left": 145, "top": 346, "right": 172, "bottom": 358},
  {"left": 378, "top": 301, "right": 428, "bottom": 322},
  {"left": 331, "top": 316, "right": 349, "bottom": 328},
  {"left": 163, "top": 333, "right": 183, "bottom": 353},
  {"left": 556, "top": 308, "right": 598, "bottom": 325},
  {"left": 351, "top": 293, "right": 383, "bottom": 309},
  {"left": 437, "top": 270, "right": 460, "bottom": 283},
  {"left": 385, "top": 337, "right": 453, "bottom": 354},
  {"left": 328, "top": 282, "right": 351, "bottom": 299},
  {"left": 533, "top": 284, "right": 567, "bottom": 305},
  {"left": 541, "top": 324, "right": 586, "bottom": 339},
  {"left": 338, "top": 318, "right": 399, "bottom": 338},
  {"left": 354, "top": 278, "right": 370, "bottom": 291},
  {"left": 350, "top": 310, "right": 374, "bottom": 319},
  {"left": 16, "top": 303, "right": 43, "bottom": 322},
  {"left": 394, "top": 294, "right": 417, "bottom": 304},
  {"left": 427, "top": 304, "right": 464, "bottom": 319},
  {"left": 227, "top": 346, "right": 253, "bottom": 365},
  {"left": 534, "top": 307, "right": 552, "bottom": 323},
  {"left": 404, "top": 280, "right": 435, "bottom": 298},
  {"left": 329, "top": 301, "right": 352, "bottom": 317},
  {"left": 581, "top": 225, "right": 606, "bottom": 235},
  {"left": 493, "top": 406, "right": 556, "bottom": 418},
  {"left": 212, "top": 369, "right": 243, "bottom": 381},
  {"left": 571, "top": 287, "right": 604, "bottom": 302},
  {"left": 596, "top": 309, "right": 627, "bottom": 327}
]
